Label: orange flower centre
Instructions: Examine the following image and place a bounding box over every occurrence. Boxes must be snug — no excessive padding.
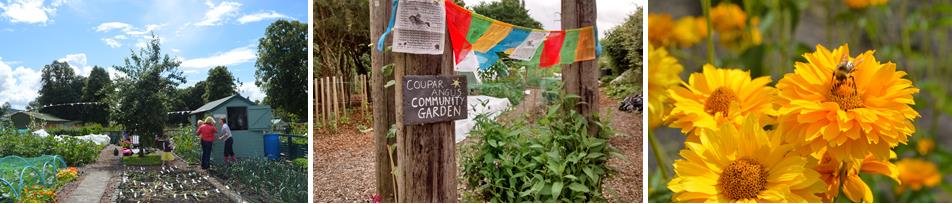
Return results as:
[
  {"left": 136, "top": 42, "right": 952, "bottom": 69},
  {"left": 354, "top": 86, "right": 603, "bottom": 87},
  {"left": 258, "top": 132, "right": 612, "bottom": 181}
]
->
[
  {"left": 719, "top": 158, "right": 768, "bottom": 200},
  {"left": 829, "top": 77, "right": 864, "bottom": 110},
  {"left": 705, "top": 87, "right": 738, "bottom": 116}
]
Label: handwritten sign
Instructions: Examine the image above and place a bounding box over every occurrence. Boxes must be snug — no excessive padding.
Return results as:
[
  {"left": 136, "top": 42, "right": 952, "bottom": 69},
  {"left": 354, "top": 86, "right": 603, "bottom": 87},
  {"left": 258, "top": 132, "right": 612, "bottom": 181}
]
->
[{"left": 402, "top": 75, "right": 468, "bottom": 125}]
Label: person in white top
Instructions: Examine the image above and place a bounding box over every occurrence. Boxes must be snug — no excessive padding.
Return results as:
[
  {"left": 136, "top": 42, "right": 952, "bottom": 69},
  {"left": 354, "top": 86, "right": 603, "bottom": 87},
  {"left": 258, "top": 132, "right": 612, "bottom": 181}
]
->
[{"left": 218, "top": 117, "right": 236, "bottom": 163}]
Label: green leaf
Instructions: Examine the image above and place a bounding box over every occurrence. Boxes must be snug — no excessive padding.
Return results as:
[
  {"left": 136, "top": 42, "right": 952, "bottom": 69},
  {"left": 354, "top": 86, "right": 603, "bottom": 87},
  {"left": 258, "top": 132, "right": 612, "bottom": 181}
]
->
[
  {"left": 384, "top": 80, "right": 396, "bottom": 88},
  {"left": 583, "top": 167, "right": 597, "bottom": 182},
  {"left": 567, "top": 182, "right": 590, "bottom": 193},
  {"left": 551, "top": 181, "right": 564, "bottom": 198}
]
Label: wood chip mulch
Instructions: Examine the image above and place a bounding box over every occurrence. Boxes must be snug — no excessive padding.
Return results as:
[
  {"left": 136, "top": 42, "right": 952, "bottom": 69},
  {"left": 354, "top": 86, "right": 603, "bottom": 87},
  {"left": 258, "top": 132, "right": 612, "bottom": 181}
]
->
[
  {"left": 598, "top": 92, "right": 644, "bottom": 203},
  {"left": 313, "top": 126, "right": 376, "bottom": 203}
]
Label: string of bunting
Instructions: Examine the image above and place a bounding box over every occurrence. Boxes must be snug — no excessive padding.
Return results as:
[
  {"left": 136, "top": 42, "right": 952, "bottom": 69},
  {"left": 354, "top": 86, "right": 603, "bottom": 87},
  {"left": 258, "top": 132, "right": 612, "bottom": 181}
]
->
[
  {"left": 167, "top": 111, "right": 193, "bottom": 115},
  {"left": 30, "top": 102, "right": 106, "bottom": 110},
  {"left": 375, "top": 0, "right": 601, "bottom": 71},
  {"left": 27, "top": 101, "right": 192, "bottom": 115}
]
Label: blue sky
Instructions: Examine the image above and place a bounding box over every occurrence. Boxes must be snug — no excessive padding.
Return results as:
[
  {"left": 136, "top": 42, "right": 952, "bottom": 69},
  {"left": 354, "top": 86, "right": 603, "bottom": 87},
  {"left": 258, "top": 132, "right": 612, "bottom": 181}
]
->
[{"left": 0, "top": 0, "right": 307, "bottom": 109}]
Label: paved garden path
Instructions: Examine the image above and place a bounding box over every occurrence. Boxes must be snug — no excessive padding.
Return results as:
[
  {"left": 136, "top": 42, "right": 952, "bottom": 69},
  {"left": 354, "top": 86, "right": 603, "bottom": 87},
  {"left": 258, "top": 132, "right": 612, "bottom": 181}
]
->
[{"left": 60, "top": 145, "right": 119, "bottom": 203}]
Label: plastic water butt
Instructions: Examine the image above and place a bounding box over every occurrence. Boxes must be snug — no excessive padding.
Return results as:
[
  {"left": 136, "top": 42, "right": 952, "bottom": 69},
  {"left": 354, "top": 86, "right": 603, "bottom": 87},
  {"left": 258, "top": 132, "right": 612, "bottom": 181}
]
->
[{"left": 263, "top": 134, "right": 280, "bottom": 160}]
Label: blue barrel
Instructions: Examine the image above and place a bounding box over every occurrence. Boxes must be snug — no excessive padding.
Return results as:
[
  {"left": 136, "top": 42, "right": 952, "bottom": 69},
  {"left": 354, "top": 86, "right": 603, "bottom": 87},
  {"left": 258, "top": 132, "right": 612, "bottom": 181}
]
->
[{"left": 263, "top": 134, "right": 280, "bottom": 160}]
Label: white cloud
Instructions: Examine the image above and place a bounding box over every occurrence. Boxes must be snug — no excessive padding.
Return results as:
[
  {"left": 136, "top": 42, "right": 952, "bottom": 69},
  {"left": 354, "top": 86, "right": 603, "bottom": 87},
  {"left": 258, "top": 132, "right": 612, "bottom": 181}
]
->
[
  {"left": 0, "top": 0, "right": 61, "bottom": 25},
  {"left": 102, "top": 37, "right": 121, "bottom": 48},
  {"left": 57, "top": 53, "right": 93, "bottom": 76},
  {"left": 238, "top": 82, "right": 264, "bottom": 103},
  {"left": 95, "top": 22, "right": 164, "bottom": 48},
  {"left": 95, "top": 21, "right": 132, "bottom": 32},
  {"left": 195, "top": 0, "right": 241, "bottom": 26},
  {"left": 125, "top": 24, "right": 162, "bottom": 35},
  {"left": 0, "top": 57, "right": 42, "bottom": 109},
  {"left": 237, "top": 11, "right": 290, "bottom": 24},
  {"left": 180, "top": 46, "right": 256, "bottom": 71},
  {"left": 134, "top": 41, "right": 147, "bottom": 48}
]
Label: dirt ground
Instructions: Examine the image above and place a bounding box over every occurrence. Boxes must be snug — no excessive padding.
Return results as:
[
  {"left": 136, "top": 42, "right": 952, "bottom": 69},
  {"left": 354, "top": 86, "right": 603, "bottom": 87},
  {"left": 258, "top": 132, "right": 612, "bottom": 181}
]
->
[{"left": 313, "top": 91, "right": 643, "bottom": 202}]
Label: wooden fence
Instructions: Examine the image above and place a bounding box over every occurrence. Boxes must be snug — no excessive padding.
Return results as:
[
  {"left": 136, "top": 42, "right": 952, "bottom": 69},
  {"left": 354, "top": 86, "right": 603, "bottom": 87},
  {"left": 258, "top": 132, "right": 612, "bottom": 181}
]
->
[{"left": 314, "top": 75, "right": 369, "bottom": 128}]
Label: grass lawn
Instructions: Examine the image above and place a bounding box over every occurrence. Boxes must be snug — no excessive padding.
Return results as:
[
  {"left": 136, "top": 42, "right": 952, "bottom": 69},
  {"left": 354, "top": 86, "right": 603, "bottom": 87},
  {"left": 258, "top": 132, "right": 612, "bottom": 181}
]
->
[{"left": 121, "top": 153, "right": 162, "bottom": 166}]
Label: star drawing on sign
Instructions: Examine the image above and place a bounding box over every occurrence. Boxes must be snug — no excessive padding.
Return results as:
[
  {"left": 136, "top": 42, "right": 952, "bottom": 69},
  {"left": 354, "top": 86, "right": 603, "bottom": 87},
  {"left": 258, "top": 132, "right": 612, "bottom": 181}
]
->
[{"left": 452, "top": 79, "right": 461, "bottom": 88}]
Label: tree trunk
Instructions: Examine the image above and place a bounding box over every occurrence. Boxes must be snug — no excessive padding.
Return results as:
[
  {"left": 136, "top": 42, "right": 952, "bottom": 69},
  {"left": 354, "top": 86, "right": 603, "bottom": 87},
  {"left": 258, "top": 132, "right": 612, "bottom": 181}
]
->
[
  {"left": 394, "top": 31, "right": 457, "bottom": 202},
  {"left": 561, "top": 0, "right": 600, "bottom": 136},
  {"left": 370, "top": 0, "right": 398, "bottom": 202}
]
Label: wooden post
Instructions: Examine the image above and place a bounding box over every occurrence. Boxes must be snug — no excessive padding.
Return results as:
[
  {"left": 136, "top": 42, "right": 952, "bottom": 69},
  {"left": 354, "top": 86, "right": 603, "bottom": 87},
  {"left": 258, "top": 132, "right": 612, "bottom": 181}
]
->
[
  {"left": 324, "top": 77, "right": 330, "bottom": 127},
  {"left": 317, "top": 77, "right": 322, "bottom": 127},
  {"left": 370, "top": 0, "right": 399, "bottom": 201},
  {"left": 332, "top": 76, "right": 339, "bottom": 126},
  {"left": 362, "top": 75, "right": 369, "bottom": 111},
  {"left": 561, "top": 0, "right": 600, "bottom": 136},
  {"left": 394, "top": 31, "right": 457, "bottom": 203},
  {"left": 341, "top": 75, "right": 348, "bottom": 116}
]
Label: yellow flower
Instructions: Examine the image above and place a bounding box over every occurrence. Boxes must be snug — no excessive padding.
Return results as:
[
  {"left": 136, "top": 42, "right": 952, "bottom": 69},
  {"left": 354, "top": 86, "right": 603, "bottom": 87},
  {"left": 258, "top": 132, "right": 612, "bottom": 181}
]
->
[
  {"left": 776, "top": 44, "right": 919, "bottom": 163},
  {"left": 665, "top": 64, "right": 776, "bottom": 137},
  {"left": 648, "top": 13, "right": 674, "bottom": 47},
  {"left": 710, "top": 3, "right": 747, "bottom": 33},
  {"left": 917, "top": 138, "right": 934, "bottom": 155},
  {"left": 668, "top": 116, "right": 826, "bottom": 202},
  {"left": 896, "top": 158, "right": 941, "bottom": 193},
  {"left": 672, "top": 16, "right": 706, "bottom": 48},
  {"left": 844, "top": 0, "right": 889, "bottom": 9},
  {"left": 647, "top": 45, "right": 683, "bottom": 129},
  {"left": 815, "top": 152, "right": 899, "bottom": 202},
  {"left": 718, "top": 17, "right": 762, "bottom": 50}
]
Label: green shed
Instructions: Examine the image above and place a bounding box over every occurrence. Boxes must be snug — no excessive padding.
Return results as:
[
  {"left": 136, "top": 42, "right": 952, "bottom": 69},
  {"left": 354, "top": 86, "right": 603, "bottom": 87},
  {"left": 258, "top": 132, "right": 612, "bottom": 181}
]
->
[
  {"left": 9, "top": 111, "right": 77, "bottom": 130},
  {"left": 190, "top": 95, "right": 273, "bottom": 161}
]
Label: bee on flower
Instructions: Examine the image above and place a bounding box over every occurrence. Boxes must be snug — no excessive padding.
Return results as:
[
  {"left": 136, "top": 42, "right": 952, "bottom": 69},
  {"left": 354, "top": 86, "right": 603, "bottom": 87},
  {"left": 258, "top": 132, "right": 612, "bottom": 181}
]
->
[{"left": 776, "top": 44, "right": 918, "bottom": 163}]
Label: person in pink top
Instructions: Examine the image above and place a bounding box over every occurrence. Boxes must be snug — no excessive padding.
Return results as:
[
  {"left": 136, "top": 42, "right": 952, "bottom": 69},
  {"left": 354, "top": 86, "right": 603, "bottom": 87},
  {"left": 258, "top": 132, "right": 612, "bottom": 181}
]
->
[{"left": 196, "top": 116, "right": 218, "bottom": 169}]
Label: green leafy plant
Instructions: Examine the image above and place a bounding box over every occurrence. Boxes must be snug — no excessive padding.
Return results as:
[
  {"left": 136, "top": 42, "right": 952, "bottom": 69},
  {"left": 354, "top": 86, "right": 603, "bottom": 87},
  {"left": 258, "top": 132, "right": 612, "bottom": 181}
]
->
[
  {"left": 461, "top": 90, "right": 619, "bottom": 202},
  {"left": 604, "top": 83, "right": 641, "bottom": 100},
  {"left": 0, "top": 132, "right": 103, "bottom": 166},
  {"left": 209, "top": 159, "right": 307, "bottom": 203},
  {"left": 171, "top": 127, "right": 200, "bottom": 164}
]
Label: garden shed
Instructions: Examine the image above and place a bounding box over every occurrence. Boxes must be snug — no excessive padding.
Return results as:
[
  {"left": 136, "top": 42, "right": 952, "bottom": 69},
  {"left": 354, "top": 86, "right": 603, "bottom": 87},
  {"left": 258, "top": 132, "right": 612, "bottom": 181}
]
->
[
  {"left": 190, "top": 95, "right": 273, "bottom": 161},
  {"left": 8, "top": 111, "right": 77, "bottom": 129}
]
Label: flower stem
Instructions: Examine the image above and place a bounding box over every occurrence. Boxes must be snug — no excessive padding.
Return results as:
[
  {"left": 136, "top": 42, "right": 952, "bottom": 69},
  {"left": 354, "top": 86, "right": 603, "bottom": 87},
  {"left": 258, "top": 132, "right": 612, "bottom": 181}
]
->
[
  {"left": 648, "top": 129, "right": 670, "bottom": 180},
  {"left": 701, "top": 0, "right": 714, "bottom": 65}
]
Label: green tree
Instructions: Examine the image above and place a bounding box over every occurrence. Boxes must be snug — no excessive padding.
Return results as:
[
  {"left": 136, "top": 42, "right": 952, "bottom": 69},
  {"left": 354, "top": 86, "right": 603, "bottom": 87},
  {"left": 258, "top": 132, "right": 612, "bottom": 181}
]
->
[
  {"left": 168, "top": 81, "right": 207, "bottom": 125},
  {"left": 314, "top": 0, "right": 369, "bottom": 78},
  {"left": 0, "top": 102, "right": 11, "bottom": 115},
  {"left": 256, "top": 20, "right": 307, "bottom": 121},
  {"left": 183, "top": 81, "right": 207, "bottom": 110},
  {"left": 37, "top": 60, "right": 84, "bottom": 121},
  {"left": 472, "top": 0, "right": 542, "bottom": 29},
  {"left": 603, "top": 8, "right": 643, "bottom": 81},
  {"left": 82, "top": 66, "right": 112, "bottom": 126},
  {"left": 204, "top": 66, "right": 237, "bottom": 102},
  {"left": 109, "top": 34, "right": 184, "bottom": 147}
]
